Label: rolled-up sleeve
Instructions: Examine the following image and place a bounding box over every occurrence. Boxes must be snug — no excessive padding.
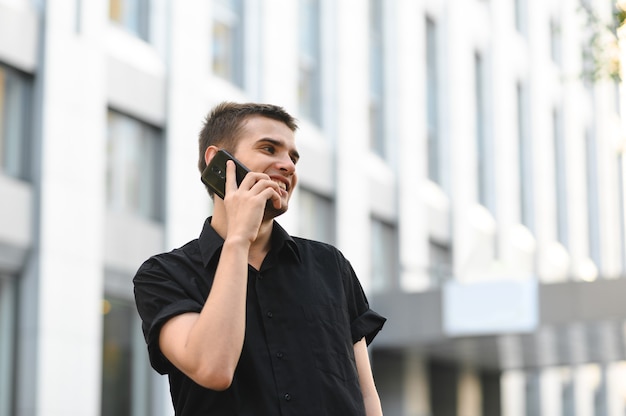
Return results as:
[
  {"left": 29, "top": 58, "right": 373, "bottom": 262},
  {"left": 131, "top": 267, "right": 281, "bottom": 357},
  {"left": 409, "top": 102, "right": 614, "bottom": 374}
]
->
[
  {"left": 133, "top": 257, "right": 203, "bottom": 374},
  {"left": 336, "top": 252, "right": 387, "bottom": 345}
]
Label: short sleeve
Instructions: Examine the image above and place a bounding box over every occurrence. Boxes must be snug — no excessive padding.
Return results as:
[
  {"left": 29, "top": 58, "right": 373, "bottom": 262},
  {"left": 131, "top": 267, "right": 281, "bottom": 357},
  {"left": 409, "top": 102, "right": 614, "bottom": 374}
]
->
[
  {"left": 336, "top": 251, "right": 386, "bottom": 345},
  {"left": 133, "top": 256, "right": 204, "bottom": 374},
  {"left": 351, "top": 308, "right": 386, "bottom": 345}
]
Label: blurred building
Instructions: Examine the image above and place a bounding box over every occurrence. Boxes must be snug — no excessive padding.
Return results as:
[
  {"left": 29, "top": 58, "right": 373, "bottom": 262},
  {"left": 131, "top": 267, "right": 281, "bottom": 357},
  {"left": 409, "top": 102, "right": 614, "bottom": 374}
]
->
[{"left": 2, "top": 0, "right": 626, "bottom": 415}]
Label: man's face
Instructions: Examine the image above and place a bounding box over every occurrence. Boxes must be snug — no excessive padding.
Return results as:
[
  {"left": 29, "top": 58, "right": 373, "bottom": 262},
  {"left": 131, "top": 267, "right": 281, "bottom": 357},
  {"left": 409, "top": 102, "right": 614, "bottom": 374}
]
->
[{"left": 231, "top": 116, "right": 300, "bottom": 218}]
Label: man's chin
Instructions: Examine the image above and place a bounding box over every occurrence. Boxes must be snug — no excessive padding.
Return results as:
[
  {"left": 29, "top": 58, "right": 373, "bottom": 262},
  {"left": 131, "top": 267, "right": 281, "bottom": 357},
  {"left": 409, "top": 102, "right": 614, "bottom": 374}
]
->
[{"left": 264, "top": 200, "right": 288, "bottom": 219}]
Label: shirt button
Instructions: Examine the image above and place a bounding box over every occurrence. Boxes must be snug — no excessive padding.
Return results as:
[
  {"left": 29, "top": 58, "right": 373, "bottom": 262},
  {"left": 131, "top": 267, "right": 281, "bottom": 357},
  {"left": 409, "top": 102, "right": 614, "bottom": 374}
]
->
[
  {"left": 276, "top": 351, "right": 284, "bottom": 359},
  {"left": 284, "top": 393, "right": 291, "bottom": 401},
  {"left": 266, "top": 311, "right": 273, "bottom": 318}
]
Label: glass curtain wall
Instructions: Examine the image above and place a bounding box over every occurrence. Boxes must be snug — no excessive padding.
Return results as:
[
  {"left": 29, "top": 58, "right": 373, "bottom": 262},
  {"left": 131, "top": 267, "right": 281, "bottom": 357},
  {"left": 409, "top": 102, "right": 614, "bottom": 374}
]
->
[
  {"left": 0, "top": 276, "right": 16, "bottom": 416},
  {"left": 101, "top": 295, "right": 152, "bottom": 416},
  {"left": 371, "top": 217, "right": 399, "bottom": 293},
  {"left": 212, "top": 0, "right": 244, "bottom": 87},
  {"left": 298, "top": 0, "right": 322, "bottom": 125},
  {"left": 0, "top": 64, "right": 32, "bottom": 181},
  {"left": 553, "top": 107, "right": 569, "bottom": 248},
  {"left": 369, "top": 0, "right": 385, "bottom": 158},
  {"left": 426, "top": 17, "right": 441, "bottom": 186},
  {"left": 298, "top": 188, "right": 335, "bottom": 245},
  {"left": 109, "top": 0, "right": 151, "bottom": 41},
  {"left": 106, "top": 110, "right": 164, "bottom": 222}
]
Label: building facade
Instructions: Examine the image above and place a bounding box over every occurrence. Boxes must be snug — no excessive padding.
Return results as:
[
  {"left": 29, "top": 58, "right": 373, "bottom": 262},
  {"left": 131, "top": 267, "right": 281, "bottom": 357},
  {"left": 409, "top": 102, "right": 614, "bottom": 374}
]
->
[{"left": 1, "top": 0, "right": 626, "bottom": 415}]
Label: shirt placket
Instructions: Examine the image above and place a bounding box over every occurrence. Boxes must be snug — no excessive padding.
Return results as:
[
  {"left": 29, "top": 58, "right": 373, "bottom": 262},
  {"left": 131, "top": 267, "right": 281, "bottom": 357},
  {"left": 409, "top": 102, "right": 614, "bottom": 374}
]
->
[{"left": 254, "top": 268, "right": 301, "bottom": 415}]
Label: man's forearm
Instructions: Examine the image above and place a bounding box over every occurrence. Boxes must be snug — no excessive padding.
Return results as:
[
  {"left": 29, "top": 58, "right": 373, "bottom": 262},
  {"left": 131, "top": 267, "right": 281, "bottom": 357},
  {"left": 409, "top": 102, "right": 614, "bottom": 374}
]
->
[
  {"left": 161, "top": 237, "right": 250, "bottom": 390},
  {"left": 364, "top": 395, "right": 384, "bottom": 416},
  {"left": 354, "top": 338, "right": 384, "bottom": 415}
]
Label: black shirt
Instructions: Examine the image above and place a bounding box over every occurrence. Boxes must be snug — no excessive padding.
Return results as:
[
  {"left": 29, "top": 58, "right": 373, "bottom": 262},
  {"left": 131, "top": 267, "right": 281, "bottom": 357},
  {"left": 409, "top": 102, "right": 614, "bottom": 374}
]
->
[{"left": 133, "top": 218, "right": 386, "bottom": 416}]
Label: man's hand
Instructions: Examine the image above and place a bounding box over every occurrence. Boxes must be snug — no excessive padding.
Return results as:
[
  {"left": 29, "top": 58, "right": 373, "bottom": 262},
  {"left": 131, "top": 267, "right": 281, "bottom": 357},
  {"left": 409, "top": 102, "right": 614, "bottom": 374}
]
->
[{"left": 222, "top": 159, "right": 281, "bottom": 243}]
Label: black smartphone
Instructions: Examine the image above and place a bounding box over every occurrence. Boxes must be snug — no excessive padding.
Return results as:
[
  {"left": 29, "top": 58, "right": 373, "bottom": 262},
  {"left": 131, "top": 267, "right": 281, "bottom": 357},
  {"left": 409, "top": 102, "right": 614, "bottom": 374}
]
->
[{"left": 201, "top": 149, "right": 250, "bottom": 199}]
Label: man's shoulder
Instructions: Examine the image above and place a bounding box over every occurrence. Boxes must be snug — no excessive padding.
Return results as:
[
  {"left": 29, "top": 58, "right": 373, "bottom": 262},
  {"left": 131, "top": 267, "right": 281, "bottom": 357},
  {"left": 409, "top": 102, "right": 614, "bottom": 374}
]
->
[
  {"left": 292, "top": 235, "right": 333, "bottom": 249},
  {"left": 290, "top": 236, "right": 344, "bottom": 259},
  {"left": 135, "top": 239, "right": 201, "bottom": 274},
  {"left": 153, "top": 238, "right": 200, "bottom": 260}
]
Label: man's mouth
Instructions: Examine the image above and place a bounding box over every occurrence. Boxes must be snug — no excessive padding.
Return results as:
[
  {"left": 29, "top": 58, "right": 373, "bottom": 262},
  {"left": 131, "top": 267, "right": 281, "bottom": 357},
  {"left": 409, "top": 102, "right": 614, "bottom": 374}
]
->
[{"left": 272, "top": 179, "right": 288, "bottom": 191}]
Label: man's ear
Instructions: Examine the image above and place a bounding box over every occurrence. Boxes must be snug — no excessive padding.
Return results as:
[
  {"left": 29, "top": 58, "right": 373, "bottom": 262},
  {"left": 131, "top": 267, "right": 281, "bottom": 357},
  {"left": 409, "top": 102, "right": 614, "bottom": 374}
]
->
[{"left": 204, "top": 146, "right": 219, "bottom": 166}]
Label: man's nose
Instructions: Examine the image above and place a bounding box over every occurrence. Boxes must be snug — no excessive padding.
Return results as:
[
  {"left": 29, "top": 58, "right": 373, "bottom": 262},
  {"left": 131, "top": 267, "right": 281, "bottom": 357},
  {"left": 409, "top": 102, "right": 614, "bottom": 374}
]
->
[{"left": 276, "top": 153, "right": 296, "bottom": 174}]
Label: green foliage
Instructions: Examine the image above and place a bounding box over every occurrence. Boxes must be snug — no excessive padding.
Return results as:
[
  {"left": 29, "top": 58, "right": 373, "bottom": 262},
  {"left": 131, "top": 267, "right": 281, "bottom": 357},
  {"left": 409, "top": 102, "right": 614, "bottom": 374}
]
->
[
  {"left": 578, "top": 1, "right": 623, "bottom": 82},
  {"left": 616, "top": 7, "right": 626, "bottom": 28}
]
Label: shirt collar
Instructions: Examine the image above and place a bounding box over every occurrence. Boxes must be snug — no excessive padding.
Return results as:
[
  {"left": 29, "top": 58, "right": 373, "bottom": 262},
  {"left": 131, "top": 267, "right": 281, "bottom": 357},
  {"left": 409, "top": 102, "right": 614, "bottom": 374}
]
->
[{"left": 198, "top": 217, "right": 301, "bottom": 268}]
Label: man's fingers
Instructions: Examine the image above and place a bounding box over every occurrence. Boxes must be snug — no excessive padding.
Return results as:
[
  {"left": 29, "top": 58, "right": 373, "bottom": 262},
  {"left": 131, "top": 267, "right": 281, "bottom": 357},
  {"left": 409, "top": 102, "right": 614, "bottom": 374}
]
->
[
  {"left": 224, "top": 160, "right": 237, "bottom": 194},
  {"left": 227, "top": 169, "right": 281, "bottom": 208},
  {"left": 260, "top": 187, "right": 282, "bottom": 209}
]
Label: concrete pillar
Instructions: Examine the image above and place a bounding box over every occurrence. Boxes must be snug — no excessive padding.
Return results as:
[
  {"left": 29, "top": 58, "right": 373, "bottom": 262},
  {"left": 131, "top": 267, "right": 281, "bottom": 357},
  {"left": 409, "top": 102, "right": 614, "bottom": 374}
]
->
[
  {"left": 334, "top": 0, "right": 371, "bottom": 285},
  {"left": 23, "top": 0, "right": 108, "bottom": 414}
]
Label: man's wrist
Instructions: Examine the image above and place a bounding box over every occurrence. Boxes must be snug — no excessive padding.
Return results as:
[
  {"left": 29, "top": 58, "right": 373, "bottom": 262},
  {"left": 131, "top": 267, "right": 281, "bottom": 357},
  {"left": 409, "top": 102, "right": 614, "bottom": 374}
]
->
[{"left": 223, "top": 235, "right": 253, "bottom": 251}]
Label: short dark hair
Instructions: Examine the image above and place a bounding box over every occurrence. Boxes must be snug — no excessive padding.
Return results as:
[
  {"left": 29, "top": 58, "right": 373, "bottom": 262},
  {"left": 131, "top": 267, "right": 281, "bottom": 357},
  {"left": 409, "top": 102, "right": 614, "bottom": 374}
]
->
[{"left": 197, "top": 102, "right": 299, "bottom": 174}]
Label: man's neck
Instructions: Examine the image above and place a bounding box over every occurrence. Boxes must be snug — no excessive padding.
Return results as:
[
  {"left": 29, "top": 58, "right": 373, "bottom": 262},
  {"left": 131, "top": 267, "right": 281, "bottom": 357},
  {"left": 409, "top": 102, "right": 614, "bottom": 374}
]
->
[
  {"left": 248, "top": 220, "right": 273, "bottom": 269},
  {"left": 210, "top": 202, "right": 274, "bottom": 267}
]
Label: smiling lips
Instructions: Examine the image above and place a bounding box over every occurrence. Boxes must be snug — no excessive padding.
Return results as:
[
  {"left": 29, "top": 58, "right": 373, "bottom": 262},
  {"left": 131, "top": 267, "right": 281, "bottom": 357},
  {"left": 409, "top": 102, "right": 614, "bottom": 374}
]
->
[{"left": 271, "top": 178, "right": 288, "bottom": 191}]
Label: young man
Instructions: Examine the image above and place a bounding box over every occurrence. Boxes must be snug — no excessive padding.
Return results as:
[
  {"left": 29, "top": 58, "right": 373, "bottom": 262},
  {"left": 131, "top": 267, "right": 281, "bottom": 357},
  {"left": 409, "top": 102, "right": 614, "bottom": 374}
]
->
[{"left": 133, "top": 102, "right": 386, "bottom": 415}]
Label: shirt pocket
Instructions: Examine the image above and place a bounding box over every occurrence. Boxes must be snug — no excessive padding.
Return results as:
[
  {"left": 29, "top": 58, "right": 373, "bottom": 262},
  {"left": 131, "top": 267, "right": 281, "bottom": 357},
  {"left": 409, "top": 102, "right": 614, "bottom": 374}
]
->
[{"left": 302, "top": 304, "right": 358, "bottom": 381}]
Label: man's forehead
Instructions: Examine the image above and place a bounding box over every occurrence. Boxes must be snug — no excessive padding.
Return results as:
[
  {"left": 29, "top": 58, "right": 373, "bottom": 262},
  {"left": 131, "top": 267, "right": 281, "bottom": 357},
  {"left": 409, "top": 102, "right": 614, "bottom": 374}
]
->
[
  {"left": 241, "top": 114, "right": 293, "bottom": 129},
  {"left": 240, "top": 117, "right": 295, "bottom": 140}
]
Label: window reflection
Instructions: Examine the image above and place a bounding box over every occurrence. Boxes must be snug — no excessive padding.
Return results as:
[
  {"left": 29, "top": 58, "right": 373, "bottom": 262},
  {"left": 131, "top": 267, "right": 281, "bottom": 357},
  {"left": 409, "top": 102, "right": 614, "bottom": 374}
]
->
[
  {"left": 426, "top": 17, "right": 441, "bottom": 186},
  {"left": 102, "top": 298, "right": 133, "bottom": 416},
  {"left": 0, "top": 64, "right": 32, "bottom": 180},
  {"left": 298, "top": 188, "right": 335, "bottom": 245},
  {"left": 371, "top": 217, "right": 398, "bottom": 292},
  {"left": 101, "top": 296, "right": 152, "bottom": 416},
  {"left": 298, "top": 0, "right": 321, "bottom": 125},
  {"left": 212, "top": 0, "right": 244, "bottom": 86},
  {"left": 369, "top": 0, "right": 385, "bottom": 157},
  {"left": 0, "top": 276, "right": 16, "bottom": 416},
  {"left": 109, "top": 0, "right": 150, "bottom": 41},
  {"left": 106, "top": 110, "right": 163, "bottom": 221}
]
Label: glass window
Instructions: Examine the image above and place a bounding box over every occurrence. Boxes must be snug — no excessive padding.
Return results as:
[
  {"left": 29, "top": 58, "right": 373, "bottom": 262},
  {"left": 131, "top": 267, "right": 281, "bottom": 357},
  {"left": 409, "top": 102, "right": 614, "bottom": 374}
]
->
[
  {"left": 581, "top": 43, "right": 595, "bottom": 89},
  {"left": 614, "top": 79, "right": 620, "bottom": 114},
  {"left": 618, "top": 153, "right": 626, "bottom": 272},
  {"left": 524, "top": 371, "right": 541, "bottom": 416},
  {"left": 553, "top": 107, "right": 569, "bottom": 248},
  {"left": 475, "top": 51, "right": 493, "bottom": 214},
  {"left": 517, "top": 81, "right": 533, "bottom": 230},
  {"left": 428, "top": 239, "right": 452, "bottom": 286},
  {"left": 426, "top": 17, "right": 441, "bottom": 186},
  {"left": 212, "top": 0, "right": 244, "bottom": 87},
  {"left": 75, "top": 0, "right": 83, "bottom": 33},
  {"left": 298, "top": 188, "right": 335, "bottom": 245},
  {"left": 106, "top": 110, "right": 163, "bottom": 221},
  {"left": 369, "top": 0, "right": 385, "bottom": 158},
  {"left": 298, "top": 0, "right": 322, "bottom": 125},
  {"left": 101, "top": 296, "right": 152, "bottom": 416},
  {"left": 514, "top": 0, "right": 526, "bottom": 36},
  {"left": 0, "top": 64, "right": 32, "bottom": 181},
  {"left": 561, "top": 369, "right": 575, "bottom": 416},
  {"left": 109, "top": 0, "right": 150, "bottom": 41},
  {"left": 585, "top": 127, "right": 601, "bottom": 268},
  {"left": 550, "top": 18, "right": 562, "bottom": 66},
  {"left": 0, "top": 276, "right": 17, "bottom": 416},
  {"left": 370, "top": 218, "right": 398, "bottom": 293},
  {"left": 593, "top": 365, "right": 608, "bottom": 416}
]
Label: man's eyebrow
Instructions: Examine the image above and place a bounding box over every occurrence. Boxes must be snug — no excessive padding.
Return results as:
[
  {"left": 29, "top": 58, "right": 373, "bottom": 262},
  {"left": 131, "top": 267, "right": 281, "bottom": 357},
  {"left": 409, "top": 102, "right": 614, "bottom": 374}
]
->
[{"left": 258, "top": 138, "right": 301, "bottom": 161}]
